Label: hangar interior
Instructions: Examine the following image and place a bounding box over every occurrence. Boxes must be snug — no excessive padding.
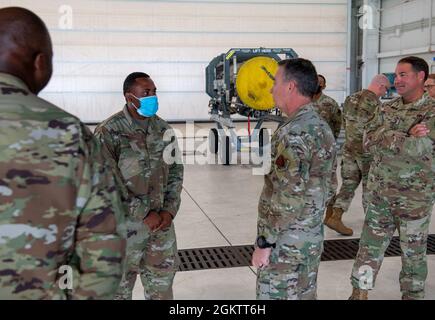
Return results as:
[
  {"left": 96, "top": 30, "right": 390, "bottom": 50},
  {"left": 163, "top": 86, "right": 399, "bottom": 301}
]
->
[{"left": 1, "top": 0, "right": 434, "bottom": 299}]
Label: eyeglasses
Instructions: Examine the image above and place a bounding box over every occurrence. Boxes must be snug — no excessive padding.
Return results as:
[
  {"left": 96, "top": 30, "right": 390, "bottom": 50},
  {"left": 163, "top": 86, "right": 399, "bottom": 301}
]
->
[{"left": 424, "top": 84, "right": 435, "bottom": 89}]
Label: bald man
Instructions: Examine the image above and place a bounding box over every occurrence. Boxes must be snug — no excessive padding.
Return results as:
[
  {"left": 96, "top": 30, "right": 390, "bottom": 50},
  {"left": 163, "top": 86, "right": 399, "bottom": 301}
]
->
[
  {"left": 0, "top": 7, "right": 126, "bottom": 299},
  {"left": 325, "top": 75, "right": 390, "bottom": 236},
  {"left": 424, "top": 73, "right": 435, "bottom": 98}
]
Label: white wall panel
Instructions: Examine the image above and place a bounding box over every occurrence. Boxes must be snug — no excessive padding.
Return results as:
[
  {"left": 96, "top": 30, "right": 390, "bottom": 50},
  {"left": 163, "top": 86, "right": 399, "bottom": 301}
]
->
[
  {"left": 378, "top": 0, "right": 434, "bottom": 74},
  {"left": 0, "top": 0, "right": 348, "bottom": 122},
  {"left": 42, "top": 92, "right": 211, "bottom": 121},
  {"left": 379, "top": 52, "right": 435, "bottom": 73}
]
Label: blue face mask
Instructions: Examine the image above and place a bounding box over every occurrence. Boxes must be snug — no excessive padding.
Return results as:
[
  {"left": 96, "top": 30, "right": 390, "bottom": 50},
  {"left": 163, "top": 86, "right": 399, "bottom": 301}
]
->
[{"left": 131, "top": 94, "right": 159, "bottom": 117}]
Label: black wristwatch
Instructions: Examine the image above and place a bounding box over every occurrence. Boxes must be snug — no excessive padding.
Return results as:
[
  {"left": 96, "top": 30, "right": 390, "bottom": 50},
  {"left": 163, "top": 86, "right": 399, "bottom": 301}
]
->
[{"left": 256, "top": 236, "right": 276, "bottom": 249}]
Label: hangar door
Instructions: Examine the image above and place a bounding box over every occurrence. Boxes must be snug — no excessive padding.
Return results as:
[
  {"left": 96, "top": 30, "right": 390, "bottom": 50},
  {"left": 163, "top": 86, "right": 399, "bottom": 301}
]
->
[{"left": 0, "top": 0, "right": 349, "bottom": 123}]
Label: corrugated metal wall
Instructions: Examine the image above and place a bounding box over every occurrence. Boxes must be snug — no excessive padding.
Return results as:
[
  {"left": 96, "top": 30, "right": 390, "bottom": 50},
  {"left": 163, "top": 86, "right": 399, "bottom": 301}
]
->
[
  {"left": 378, "top": 0, "right": 434, "bottom": 75},
  {"left": 0, "top": 0, "right": 348, "bottom": 122}
]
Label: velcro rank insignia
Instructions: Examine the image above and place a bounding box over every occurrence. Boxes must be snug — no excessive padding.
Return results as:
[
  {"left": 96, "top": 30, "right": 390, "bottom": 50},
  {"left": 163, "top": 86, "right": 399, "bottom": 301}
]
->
[
  {"left": 275, "top": 148, "right": 300, "bottom": 176},
  {"left": 275, "top": 155, "right": 286, "bottom": 168}
]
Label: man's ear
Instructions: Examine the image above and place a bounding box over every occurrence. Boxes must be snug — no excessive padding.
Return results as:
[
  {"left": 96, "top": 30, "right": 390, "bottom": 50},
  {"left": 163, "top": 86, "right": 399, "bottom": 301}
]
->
[
  {"left": 125, "top": 92, "right": 133, "bottom": 104},
  {"left": 126, "top": 93, "right": 139, "bottom": 109},
  {"left": 34, "top": 53, "right": 44, "bottom": 70},
  {"left": 288, "top": 80, "right": 296, "bottom": 92},
  {"left": 35, "top": 52, "right": 52, "bottom": 75},
  {"left": 33, "top": 52, "right": 52, "bottom": 94},
  {"left": 417, "top": 71, "right": 426, "bottom": 83}
]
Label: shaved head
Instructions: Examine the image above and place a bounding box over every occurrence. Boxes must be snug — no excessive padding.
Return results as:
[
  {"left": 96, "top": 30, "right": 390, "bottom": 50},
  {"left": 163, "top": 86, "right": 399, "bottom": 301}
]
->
[
  {"left": 371, "top": 74, "right": 390, "bottom": 85},
  {"left": 368, "top": 74, "right": 390, "bottom": 98},
  {"left": 370, "top": 74, "right": 390, "bottom": 87},
  {"left": 0, "top": 7, "right": 53, "bottom": 94}
]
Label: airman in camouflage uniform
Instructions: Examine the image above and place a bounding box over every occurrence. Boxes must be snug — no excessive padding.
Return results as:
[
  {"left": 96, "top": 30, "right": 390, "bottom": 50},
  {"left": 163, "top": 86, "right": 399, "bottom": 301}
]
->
[
  {"left": 95, "top": 72, "right": 184, "bottom": 300},
  {"left": 314, "top": 95, "right": 342, "bottom": 140},
  {"left": 350, "top": 57, "right": 434, "bottom": 300},
  {"left": 326, "top": 75, "right": 390, "bottom": 236},
  {"left": 0, "top": 7, "right": 126, "bottom": 300},
  {"left": 313, "top": 75, "right": 342, "bottom": 217},
  {"left": 424, "top": 73, "right": 435, "bottom": 98},
  {"left": 252, "top": 59, "right": 336, "bottom": 300},
  {"left": 313, "top": 75, "right": 342, "bottom": 139}
]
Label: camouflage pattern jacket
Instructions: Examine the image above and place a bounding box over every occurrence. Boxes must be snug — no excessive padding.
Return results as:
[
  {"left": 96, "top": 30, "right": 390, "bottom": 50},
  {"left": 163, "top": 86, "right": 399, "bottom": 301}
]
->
[
  {"left": 0, "top": 73, "right": 126, "bottom": 299},
  {"left": 364, "top": 93, "right": 435, "bottom": 213},
  {"left": 257, "top": 103, "right": 336, "bottom": 263},
  {"left": 314, "top": 93, "right": 342, "bottom": 139},
  {"left": 94, "top": 106, "right": 184, "bottom": 222},
  {"left": 343, "top": 89, "right": 380, "bottom": 157}
]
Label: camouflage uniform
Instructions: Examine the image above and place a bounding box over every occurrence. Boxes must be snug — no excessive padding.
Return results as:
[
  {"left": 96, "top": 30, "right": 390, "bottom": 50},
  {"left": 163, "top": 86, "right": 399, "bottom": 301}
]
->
[
  {"left": 256, "top": 103, "right": 336, "bottom": 300},
  {"left": 333, "top": 89, "right": 380, "bottom": 213},
  {"left": 313, "top": 93, "right": 342, "bottom": 203},
  {"left": 95, "top": 106, "right": 183, "bottom": 300},
  {"left": 351, "top": 93, "right": 434, "bottom": 299},
  {"left": 314, "top": 93, "right": 342, "bottom": 140},
  {"left": 0, "top": 73, "right": 126, "bottom": 300}
]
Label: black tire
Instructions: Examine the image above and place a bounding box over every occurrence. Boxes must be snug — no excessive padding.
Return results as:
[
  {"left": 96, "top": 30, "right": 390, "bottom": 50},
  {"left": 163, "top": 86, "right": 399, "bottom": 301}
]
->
[
  {"left": 219, "top": 135, "right": 232, "bottom": 165},
  {"left": 209, "top": 128, "right": 218, "bottom": 154}
]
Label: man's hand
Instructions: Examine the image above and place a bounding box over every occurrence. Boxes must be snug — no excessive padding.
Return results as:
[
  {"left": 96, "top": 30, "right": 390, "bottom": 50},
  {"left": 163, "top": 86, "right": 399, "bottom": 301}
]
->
[
  {"left": 143, "top": 211, "right": 162, "bottom": 232},
  {"left": 409, "top": 122, "right": 429, "bottom": 137},
  {"left": 252, "top": 247, "right": 272, "bottom": 269},
  {"left": 154, "top": 211, "right": 173, "bottom": 231}
]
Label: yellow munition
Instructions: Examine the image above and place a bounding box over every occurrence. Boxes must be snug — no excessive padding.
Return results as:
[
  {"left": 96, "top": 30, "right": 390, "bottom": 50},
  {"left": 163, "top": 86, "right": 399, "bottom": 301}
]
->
[{"left": 236, "top": 56, "right": 278, "bottom": 110}]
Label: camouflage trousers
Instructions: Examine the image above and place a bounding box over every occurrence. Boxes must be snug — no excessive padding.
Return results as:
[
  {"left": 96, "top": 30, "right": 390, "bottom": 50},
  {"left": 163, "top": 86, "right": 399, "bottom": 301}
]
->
[
  {"left": 333, "top": 152, "right": 371, "bottom": 213},
  {"left": 115, "top": 220, "right": 178, "bottom": 300},
  {"left": 326, "top": 155, "right": 338, "bottom": 206},
  {"left": 256, "top": 245, "right": 322, "bottom": 300},
  {"left": 350, "top": 193, "right": 433, "bottom": 299}
]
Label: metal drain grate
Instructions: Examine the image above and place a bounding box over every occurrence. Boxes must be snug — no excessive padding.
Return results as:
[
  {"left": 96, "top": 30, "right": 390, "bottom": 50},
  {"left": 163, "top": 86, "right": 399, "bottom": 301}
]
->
[
  {"left": 322, "top": 238, "right": 360, "bottom": 261},
  {"left": 178, "top": 234, "right": 435, "bottom": 271},
  {"left": 178, "top": 245, "right": 253, "bottom": 271}
]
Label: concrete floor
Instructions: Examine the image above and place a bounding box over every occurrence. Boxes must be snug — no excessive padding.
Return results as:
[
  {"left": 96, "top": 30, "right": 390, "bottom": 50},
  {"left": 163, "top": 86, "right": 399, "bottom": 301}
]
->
[{"left": 94, "top": 122, "right": 434, "bottom": 300}]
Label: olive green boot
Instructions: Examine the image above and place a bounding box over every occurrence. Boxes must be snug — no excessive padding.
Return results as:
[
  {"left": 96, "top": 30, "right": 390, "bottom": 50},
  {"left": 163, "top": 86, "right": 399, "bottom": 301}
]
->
[{"left": 325, "top": 208, "right": 354, "bottom": 236}]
